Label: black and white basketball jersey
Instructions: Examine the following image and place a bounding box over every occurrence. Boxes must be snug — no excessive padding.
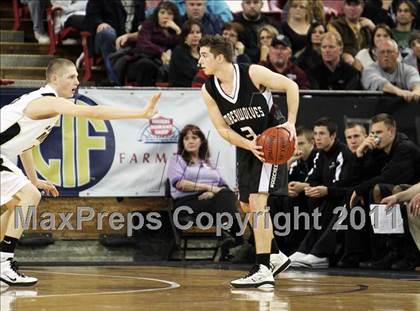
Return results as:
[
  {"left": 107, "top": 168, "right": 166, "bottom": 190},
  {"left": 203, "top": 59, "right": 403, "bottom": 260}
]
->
[
  {"left": 0, "top": 85, "right": 60, "bottom": 158},
  {"left": 205, "top": 63, "right": 279, "bottom": 139}
]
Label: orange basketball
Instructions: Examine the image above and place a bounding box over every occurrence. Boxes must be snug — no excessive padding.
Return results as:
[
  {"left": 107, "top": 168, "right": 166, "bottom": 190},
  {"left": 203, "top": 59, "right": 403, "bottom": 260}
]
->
[{"left": 256, "top": 127, "right": 295, "bottom": 165}]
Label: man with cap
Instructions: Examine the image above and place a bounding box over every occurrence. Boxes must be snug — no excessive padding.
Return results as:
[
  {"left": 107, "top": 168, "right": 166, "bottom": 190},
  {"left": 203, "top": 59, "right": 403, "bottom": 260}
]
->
[
  {"left": 328, "top": 0, "right": 374, "bottom": 66},
  {"left": 260, "top": 34, "right": 310, "bottom": 89}
]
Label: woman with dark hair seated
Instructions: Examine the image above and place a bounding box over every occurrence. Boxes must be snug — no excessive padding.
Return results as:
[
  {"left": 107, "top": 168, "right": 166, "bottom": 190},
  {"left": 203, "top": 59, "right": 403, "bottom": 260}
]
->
[
  {"left": 168, "top": 20, "right": 202, "bottom": 87},
  {"left": 167, "top": 124, "right": 244, "bottom": 257},
  {"left": 296, "top": 21, "right": 327, "bottom": 73}
]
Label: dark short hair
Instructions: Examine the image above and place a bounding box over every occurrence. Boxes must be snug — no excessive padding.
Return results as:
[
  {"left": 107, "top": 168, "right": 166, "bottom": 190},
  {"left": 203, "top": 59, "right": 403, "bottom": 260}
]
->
[
  {"left": 222, "top": 22, "right": 245, "bottom": 35},
  {"left": 396, "top": 0, "right": 417, "bottom": 19},
  {"left": 314, "top": 117, "right": 337, "bottom": 135},
  {"left": 181, "top": 19, "right": 202, "bottom": 40},
  {"left": 371, "top": 113, "right": 396, "bottom": 128},
  {"left": 177, "top": 124, "right": 210, "bottom": 164},
  {"left": 199, "top": 35, "right": 234, "bottom": 63},
  {"left": 371, "top": 24, "right": 393, "bottom": 48},
  {"left": 151, "top": 1, "right": 181, "bottom": 27},
  {"left": 297, "top": 126, "right": 314, "bottom": 141},
  {"left": 46, "top": 58, "right": 75, "bottom": 82}
]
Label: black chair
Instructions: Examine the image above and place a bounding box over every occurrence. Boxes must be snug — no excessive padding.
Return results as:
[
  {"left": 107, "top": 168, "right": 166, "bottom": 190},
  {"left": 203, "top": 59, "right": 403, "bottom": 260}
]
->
[{"left": 165, "top": 179, "right": 219, "bottom": 261}]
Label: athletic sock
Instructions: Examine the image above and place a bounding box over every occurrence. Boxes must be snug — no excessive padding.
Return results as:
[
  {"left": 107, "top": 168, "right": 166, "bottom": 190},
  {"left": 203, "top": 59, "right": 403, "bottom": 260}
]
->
[
  {"left": 271, "top": 238, "right": 279, "bottom": 254},
  {"left": 256, "top": 253, "right": 271, "bottom": 269},
  {"left": 0, "top": 236, "right": 18, "bottom": 254}
]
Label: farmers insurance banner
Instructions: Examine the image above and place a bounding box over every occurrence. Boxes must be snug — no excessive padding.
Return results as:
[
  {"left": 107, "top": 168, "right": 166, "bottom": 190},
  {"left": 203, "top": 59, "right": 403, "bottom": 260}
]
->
[{"left": 31, "top": 88, "right": 236, "bottom": 197}]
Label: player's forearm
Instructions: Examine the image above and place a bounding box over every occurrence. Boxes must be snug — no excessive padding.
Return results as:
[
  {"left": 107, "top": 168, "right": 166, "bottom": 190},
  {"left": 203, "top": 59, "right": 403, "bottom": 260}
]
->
[
  {"left": 285, "top": 82, "right": 299, "bottom": 124},
  {"left": 218, "top": 127, "right": 251, "bottom": 150},
  {"left": 65, "top": 105, "right": 149, "bottom": 120},
  {"left": 19, "top": 150, "right": 38, "bottom": 184},
  {"left": 396, "top": 183, "right": 420, "bottom": 202}
]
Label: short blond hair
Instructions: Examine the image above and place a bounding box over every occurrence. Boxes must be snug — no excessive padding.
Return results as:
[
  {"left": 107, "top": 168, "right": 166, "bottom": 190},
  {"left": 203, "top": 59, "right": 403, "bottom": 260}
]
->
[
  {"left": 46, "top": 58, "right": 75, "bottom": 82},
  {"left": 321, "top": 32, "right": 343, "bottom": 48}
]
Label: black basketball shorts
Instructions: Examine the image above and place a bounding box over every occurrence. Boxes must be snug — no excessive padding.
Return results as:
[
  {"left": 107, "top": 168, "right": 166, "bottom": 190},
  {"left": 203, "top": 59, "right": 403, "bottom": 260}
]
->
[{"left": 236, "top": 148, "right": 288, "bottom": 203}]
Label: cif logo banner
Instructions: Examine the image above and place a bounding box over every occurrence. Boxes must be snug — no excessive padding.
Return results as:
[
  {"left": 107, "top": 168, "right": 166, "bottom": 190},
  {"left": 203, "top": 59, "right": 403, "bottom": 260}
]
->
[{"left": 32, "top": 95, "right": 115, "bottom": 196}]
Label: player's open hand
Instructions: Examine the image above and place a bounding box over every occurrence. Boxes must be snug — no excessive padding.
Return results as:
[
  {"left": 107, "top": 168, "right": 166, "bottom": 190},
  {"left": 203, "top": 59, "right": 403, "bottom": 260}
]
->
[
  {"left": 36, "top": 180, "right": 59, "bottom": 197},
  {"left": 248, "top": 136, "right": 265, "bottom": 162},
  {"left": 142, "top": 93, "right": 161, "bottom": 119},
  {"left": 277, "top": 121, "right": 296, "bottom": 143}
]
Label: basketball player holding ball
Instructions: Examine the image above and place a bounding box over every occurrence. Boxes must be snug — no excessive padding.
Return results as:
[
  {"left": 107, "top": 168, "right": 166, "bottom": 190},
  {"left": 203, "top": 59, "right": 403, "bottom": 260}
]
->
[{"left": 199, "top": 35, "right": 299, "bottom": 289}]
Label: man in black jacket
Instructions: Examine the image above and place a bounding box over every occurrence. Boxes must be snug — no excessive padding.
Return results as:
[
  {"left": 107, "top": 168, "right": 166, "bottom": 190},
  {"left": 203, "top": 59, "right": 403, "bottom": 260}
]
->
[
  {"left": 233, "top": 0, "right": 279, "bottom": 63},
  {"left": 348, "top": 113, "right": 420, "bottom": 269},
  {"left": 308, "top": 32, "right": 361, "bottom": 90},
  {"left": 289, "top": 117, "right": 355, "bottom": 268}
]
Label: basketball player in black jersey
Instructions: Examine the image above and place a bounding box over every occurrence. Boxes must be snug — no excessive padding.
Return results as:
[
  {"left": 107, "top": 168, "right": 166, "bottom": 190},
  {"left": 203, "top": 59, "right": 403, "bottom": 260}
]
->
[{"left": 199, "top": 35, "right": 299, "bottom": 289}]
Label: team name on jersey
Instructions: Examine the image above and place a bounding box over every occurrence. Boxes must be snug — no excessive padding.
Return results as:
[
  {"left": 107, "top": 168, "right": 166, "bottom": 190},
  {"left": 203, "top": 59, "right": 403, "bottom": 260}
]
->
[{"left": 223, "top": 106, "right": 266, "bottom": 126}]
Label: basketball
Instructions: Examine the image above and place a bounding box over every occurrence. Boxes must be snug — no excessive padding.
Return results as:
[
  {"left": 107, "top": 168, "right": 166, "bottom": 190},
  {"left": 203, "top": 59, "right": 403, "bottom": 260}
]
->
[{"left": 256, "top": 127, "right": 295, "bottom": 165}]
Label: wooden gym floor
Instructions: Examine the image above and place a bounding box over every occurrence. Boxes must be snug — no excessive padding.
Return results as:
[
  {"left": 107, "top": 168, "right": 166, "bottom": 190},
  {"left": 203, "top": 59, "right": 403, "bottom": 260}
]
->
[{"left": 1, "top": 265, "right": 419, "bottom": 311}]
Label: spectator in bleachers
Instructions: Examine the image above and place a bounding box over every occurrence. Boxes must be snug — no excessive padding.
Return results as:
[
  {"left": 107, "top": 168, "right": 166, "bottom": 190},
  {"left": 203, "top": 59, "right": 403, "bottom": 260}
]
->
[
  {"left": 328, "top": 0, "right": 374, "bottom": 66},
  {"left": 363, "top": 0, "right": 396, "bottom": 28},
  {"left": 130, "top": 1, "right": 181, "bottom": 86},
  {"left": 344, "top": 122, "right": 368, "bottom": 153},
  {"left": 296, "top": 21, "right": 327, "bottom": 72},
  {"left": 172, "top": 0, "right": 233, "bottom": 23},
  {"left": 169, "top": 20, "right": 202, "bottom": 87},
  {"left": 51, "top": 0, "right": 87, "bottom": 40},
  {"left": 20, "top": 0, "right": 50, "bottom": 44},
  {"left": 361, "top": 39, "right": 420, "bottom": 102},
  {"left": 279, "top": 0, "right": 312, "bottom": 55},
  {"left": 109, "top": 1, "right": 181, "bottom": 86},
  {"left": 275, "top": 0, "right": 338, "bottom": 24},
  {"left": 180, "top": 0, "right": 223, "bottom": 35},
  {"left": 404, "top": 32, "right": 420, "bottom": 71},
  {"left": 308, "top": 32, "right": 361, "bottom": 90},
  {"left": 233, "top": 0, "right": 279, "bottom": 63},
  {"left": 167, "top": 124, "right": 244, "bottom": 252},
  {"left": 85, "top": 0, "right": 145, "bottom": 81},
  {"left": 392, "top": 0, "right": 418, "bottom": 58},
  {"left": 354, "top": 24, "right": 400, "bottom": 71},
  {"left": 289, "top": 117, "right": 355, "bottom": 268},
  {"left": 260, "top": 35, "right": 310, "bottom": 89},
  {"left": 349, "top": 114, "right": 420, "bottom": 270},
  {"left": 221, "top": 22, "right": 252, "bottom": 63},
  {"left": 258, "top": 24, "right": 279, "bottom": 63}
]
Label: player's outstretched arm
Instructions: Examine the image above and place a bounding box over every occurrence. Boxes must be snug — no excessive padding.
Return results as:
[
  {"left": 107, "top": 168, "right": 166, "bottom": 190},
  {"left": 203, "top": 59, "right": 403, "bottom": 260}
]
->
[
  {"left": 25, "top": 93, "right": 161, "bottom": 120},
  {"left": 249, "top": 65, "right": 299, "bottom": 140},
  {"left": 201, "top": 86, "right": 264, "bottom": 160}
]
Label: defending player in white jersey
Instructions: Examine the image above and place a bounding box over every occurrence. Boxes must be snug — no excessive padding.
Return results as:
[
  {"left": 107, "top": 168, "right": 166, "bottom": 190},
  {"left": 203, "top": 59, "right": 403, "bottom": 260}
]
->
[{"left": 0, "top": 58, "right": 161, "bottom": 287}]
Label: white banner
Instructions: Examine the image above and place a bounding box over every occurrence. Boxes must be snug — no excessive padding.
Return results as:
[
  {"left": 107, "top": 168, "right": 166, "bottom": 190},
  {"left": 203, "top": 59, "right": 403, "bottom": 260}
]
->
[{"left": 34, "top": 88, "right": 236, "bottom": 197}]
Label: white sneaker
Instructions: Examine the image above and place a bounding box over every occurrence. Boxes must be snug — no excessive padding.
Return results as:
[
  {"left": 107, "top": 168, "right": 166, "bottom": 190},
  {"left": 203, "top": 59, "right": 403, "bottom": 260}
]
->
[
  {"left": 289, "top": 251, "right": 308, "bottom": 267},
  {"left": 0, "top": 259, "right": 38, "bottom": 287},
  {"left": 270, "top": 252, "right": 291, "bottom": 278},
  {"left": 294, "top": 254, "right": 329, "bottom": 269},
  {"left": 230, "top": 264, "right": 274, "bottom": 289},
  {"left": 34, "top": 32, "right": 50, "bottom": 44}
]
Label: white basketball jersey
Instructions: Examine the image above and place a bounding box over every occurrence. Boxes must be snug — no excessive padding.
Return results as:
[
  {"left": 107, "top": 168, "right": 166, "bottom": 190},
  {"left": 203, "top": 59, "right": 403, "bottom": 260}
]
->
[{"left": 1, "top": 85, "right": 60, "bottom": 158}]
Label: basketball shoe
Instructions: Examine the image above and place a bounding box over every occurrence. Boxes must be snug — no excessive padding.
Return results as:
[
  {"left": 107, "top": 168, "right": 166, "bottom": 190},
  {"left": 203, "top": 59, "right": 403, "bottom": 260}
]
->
[
  {"left": 270, "top": 252, "right": 291, "bottom": 278},
  {"left": 230, "top": 264, "right": 274, "bottom": 289},
  {"left": 0, "top": 258, "right": 38, "bottom": 287}
]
